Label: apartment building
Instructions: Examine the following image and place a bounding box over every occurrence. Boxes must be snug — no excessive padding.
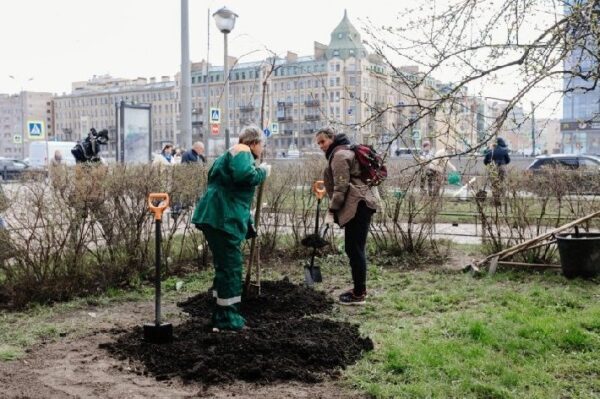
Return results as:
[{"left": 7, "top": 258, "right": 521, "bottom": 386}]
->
[
  {"left": 53, "top": 75, "right": 176, "bottom": 156},
  {"left": 0, "top": 91, "right": 53, "bottom": 159}
]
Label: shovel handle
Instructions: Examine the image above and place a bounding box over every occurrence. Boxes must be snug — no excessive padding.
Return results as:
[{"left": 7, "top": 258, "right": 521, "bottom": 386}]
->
[
  {"left": 148, "top": 193, "right": 170, "bottom": 221},
  {"left": 313, "top": 180, "right": 326, "bottom": 200}
]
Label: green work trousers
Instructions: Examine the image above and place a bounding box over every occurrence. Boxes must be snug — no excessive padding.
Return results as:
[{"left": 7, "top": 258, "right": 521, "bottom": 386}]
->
[{"left": 201, "top": 225, "right": 245, "bottom": 330}]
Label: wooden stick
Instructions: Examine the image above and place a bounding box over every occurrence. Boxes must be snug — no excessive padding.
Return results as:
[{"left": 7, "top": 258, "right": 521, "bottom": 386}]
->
[
  {"left": 497, "top": 261, "right": 561, "bottom": 269},
  {"left": 475, "top": 211, "right": 600, "bottom": 267},
  {"left": 500, "top": 240, "right": 557, "bottom": 259},
  {"left": 245, "top": 62, "right": 275, "bottom": 293}
]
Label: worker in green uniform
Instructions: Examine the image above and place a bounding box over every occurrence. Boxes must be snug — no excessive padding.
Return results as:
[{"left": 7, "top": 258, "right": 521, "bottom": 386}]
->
[{"left": 192, "top": 126, "right": 271, "bottom": 331}]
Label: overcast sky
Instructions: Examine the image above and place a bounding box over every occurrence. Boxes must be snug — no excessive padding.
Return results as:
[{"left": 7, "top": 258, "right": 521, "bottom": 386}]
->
[{"left": 1, "top": 0, "right": 562, "bottom": 117}]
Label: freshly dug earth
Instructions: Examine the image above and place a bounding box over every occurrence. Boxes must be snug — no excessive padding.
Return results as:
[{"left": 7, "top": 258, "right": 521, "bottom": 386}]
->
[{"left": 103, "top": 279, "right": 373, "bottom": 385}]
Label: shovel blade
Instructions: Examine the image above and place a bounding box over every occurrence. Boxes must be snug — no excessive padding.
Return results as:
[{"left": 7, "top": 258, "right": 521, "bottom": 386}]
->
[
  {"left": 304, "top": 266, "right": 315, "bottom": 287},
  {"left": 311, "top": 266, "right": 322, "bottom": 283},
  {"left": 143, "top": 322, "right": 173, "bottom": 344},
  {"left": 245, "top": 283, "right": 261, "bottom": 297}
]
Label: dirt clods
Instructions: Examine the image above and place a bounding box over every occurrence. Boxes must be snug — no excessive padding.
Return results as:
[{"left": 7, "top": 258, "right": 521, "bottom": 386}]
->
[{"left": 102, "top": 279, "right": 373, "bottom": 385}]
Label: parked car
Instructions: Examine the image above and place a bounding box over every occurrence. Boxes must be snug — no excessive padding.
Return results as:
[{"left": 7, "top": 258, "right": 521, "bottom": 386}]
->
[
  {"left": 395, "top": 147, "right": 421, "bottom": 156},
  {"left": 0, "top": 157, "right": 30, "bottom": 180},
  {"left": 527, "top": 154, "right": 600, "bottom": 171},
  {"left": 526, "top": 154, "right": 600, "bottom": 194}
]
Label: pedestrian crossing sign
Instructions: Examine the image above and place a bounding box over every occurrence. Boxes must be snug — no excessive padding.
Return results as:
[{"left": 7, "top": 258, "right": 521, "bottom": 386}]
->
[
  {"left": 27, "top": 121, "right": 45, "bottom": 139},
  {"left": 210, "top": 108, "right": 221, "bottom": 124}
]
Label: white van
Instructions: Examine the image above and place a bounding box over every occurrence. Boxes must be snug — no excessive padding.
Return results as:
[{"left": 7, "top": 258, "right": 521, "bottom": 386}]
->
[{"left": 29, "top": 141, "right": 77, "bottom": 168}]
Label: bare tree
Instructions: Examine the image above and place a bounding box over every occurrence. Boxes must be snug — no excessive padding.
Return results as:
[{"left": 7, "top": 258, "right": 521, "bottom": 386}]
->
[{"left": 357, "top": 0, "right": 599, "bottom": 156}]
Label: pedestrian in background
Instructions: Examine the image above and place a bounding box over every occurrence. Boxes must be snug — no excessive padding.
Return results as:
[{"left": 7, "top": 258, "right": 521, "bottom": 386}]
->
[
  {"left": 173, "top": 148, "right": 183, "bottom": 164},
  {"left": 418, "top": 141, "right": 435, "bottom": 195},
  {"left": 50, "top": 150, "right": 63, "bottom": 167},
  {"left": 427, "top": 148, "right": 457, "bottom": 196},
  {"left": 483, "top": 137, "right": 511, "bottom": 206},
  {"left": 153, "top": 144, "right": 174, "bottom": 166},
  {"left": 315, "top": 127, "right": 378, "bottom": 305},
  {"left": 192, "top": 126, "right": 271, "bottom": 331},
  {"left": 182, "top": 142, "right": 206, "bottom": 164}
]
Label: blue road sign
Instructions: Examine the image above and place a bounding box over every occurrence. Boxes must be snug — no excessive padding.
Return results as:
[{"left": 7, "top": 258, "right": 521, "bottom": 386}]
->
[
  {"left": 209, "top": 108, "right": 221, "bottom": 123},
  {"left": 263, "top": 128, "right": 271, "bottom": 138},
  {"left": 27, "top": 121, "right": 45, "bottom": 139}
]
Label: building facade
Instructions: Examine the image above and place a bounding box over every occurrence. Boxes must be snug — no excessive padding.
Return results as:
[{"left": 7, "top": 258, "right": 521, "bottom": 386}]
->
[
  {"left": 52, "top": 11, "right": 478, "bottom": 158},
  {"left": 560, "top": 2, "right": 600, "bottom": 154},
  {"left": 53, "top": 75, "right": 176, "bottom": 157},
  {"left": 0, "top": 91, "right": 53, "bottom": 159}
]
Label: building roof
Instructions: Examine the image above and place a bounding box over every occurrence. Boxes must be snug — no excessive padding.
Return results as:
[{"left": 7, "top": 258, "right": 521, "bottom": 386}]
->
[{"left": 326, "top": 10, "right": 367, "bottom": 60}]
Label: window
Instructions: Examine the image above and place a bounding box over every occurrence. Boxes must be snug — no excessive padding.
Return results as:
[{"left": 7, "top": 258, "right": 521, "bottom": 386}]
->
[
  {"left": 336, "top": 64, "right": 340, "bottom": 72},
  {"left": 333, "top": 50, "right": 339, "bottom": 57},
  {"left": 558, "top": 158, "right": 579, "bottom": 169},
  {"left": 338, "top": 33, "right": 343, "bottom": 39}
]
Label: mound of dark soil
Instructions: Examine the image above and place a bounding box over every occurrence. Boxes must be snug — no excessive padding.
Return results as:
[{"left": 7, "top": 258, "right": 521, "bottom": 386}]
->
[
  {"left": 102, "top": 279, "right": 373, "bottom": 384},
  {"left": 178, "top": 279, "right": 335, "bottom": 326}
]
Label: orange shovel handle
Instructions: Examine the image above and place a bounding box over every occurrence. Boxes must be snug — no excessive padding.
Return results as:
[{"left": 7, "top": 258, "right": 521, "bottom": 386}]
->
[
  {"left": 313, "top": 180, "right": 326, "bottom": 200},
  {"left": 148, "top": 193, "right": 170, "bottom": 221}
]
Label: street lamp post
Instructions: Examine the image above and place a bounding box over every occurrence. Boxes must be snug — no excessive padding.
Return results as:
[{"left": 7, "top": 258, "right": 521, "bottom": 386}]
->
[
  {"left": 180, "top": 0, "right": 192, "bottom": 150},
  {"left": 213, "top": 6, "right": 238, "bottom": 150}
]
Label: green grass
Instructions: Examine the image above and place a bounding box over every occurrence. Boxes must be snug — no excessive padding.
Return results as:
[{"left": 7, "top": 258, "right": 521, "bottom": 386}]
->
[
  {"left": 333, "top": 262, "right": 600, "bottom": 398},
  {"left": 1, "top": 252, "right": 598, "bottom": 398}
]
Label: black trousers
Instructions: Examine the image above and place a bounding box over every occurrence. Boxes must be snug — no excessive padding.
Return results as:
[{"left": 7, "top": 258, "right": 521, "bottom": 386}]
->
[{"left": 344, "top": 201, "right": 374, "bottom": 295}]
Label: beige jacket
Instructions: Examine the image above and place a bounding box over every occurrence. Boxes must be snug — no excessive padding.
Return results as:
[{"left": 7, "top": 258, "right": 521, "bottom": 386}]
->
[{"left": 324, "top": 146, "right": 378, "bottom": 227}]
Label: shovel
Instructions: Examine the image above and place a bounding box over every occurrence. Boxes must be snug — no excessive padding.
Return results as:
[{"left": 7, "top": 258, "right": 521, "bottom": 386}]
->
[
  {"left": 303, "top": 181, "right": 327, "bottom": 287},
  {"left": 143, "top": 193, "right": 173, "bottom": 344}
]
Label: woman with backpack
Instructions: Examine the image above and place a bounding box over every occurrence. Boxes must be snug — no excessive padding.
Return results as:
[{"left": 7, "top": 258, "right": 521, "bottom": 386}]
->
[{"left": 315, "top": 127, "right": 378, "bottom": 305}]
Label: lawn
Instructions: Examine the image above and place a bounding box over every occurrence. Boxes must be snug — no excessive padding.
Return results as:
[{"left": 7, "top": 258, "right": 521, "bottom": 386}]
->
[
  {"left": 1, "top": 248, "right": 598, "bottom": 398},
  {"left": 336, "top": 261, "right": 600, "bottom": 398}
]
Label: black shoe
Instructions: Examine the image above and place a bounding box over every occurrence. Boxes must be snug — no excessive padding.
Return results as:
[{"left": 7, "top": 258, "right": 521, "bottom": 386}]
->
[{"left": 339, "top": 290, "right": 366, "bottom": 306}]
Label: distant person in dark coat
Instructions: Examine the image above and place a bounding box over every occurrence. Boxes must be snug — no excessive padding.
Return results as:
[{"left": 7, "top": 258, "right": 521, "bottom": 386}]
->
[
  {"left": 483, "top": 137, "right": 511, "bottom": 169},
  {"left": 483, "top": 137, "right": 511, "bottom": 206},
  {"left": 181, "top": 142, "right": 206, "bottom": 164}
]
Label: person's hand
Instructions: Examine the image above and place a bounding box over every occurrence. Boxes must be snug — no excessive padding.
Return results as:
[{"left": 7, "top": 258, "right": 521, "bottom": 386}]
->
[
  {"left": 324, "top": 211, "right": 335, "bottom": 225},
  {"left": 258, "top": 162, "right": 272, "bottom": 177}
]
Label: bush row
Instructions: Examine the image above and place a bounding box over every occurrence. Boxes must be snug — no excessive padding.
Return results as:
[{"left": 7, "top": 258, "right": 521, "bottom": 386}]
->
[{"left": 0, "top": 159, "right": 598, "bottom": 307}]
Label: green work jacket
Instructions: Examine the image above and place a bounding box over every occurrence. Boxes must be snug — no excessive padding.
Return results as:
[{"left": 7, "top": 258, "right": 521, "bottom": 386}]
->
[{"left": 192, "top": 144, "right": 266, "bottom": 241}]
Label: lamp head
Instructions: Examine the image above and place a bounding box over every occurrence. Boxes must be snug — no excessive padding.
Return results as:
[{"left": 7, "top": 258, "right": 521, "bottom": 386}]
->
[{"left": 213, "top": 6, "right": 238, "bottom": 34}]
